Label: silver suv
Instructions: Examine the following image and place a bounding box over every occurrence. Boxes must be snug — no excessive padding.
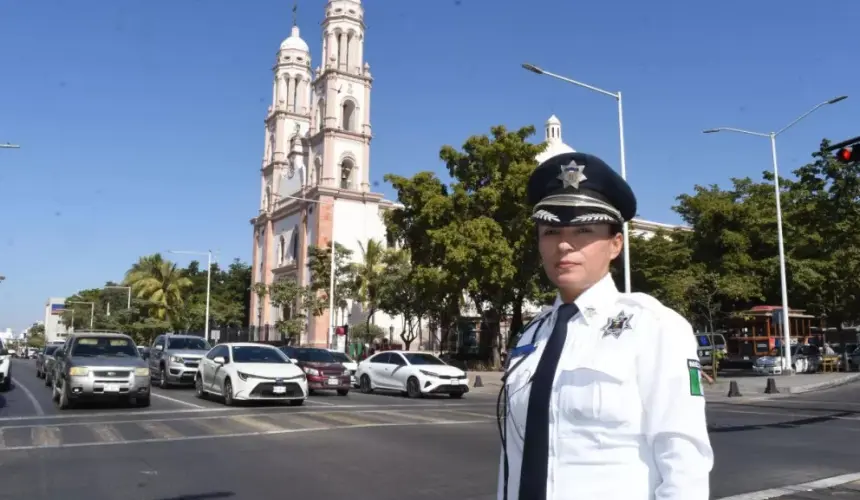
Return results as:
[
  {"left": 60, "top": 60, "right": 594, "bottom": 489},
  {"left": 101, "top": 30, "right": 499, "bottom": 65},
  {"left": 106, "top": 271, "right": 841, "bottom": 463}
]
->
[
  {"left": 52, "top": 332, "right": 150, "bottom": 409},
  {"left": 148, "top": 334, "right": 210, "bottom": 388}
]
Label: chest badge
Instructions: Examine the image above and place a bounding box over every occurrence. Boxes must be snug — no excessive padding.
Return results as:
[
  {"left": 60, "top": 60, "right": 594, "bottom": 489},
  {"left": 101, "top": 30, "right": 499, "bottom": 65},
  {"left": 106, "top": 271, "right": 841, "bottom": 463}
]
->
[{"left": 601, "top": 311, "right": 634, "bottom": 338}]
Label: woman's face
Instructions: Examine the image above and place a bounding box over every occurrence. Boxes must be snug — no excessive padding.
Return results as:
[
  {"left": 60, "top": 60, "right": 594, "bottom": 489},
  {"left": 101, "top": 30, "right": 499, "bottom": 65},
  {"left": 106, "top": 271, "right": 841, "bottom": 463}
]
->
[{"left": 538, "top": 223, "right": 623, "bottom": 296}]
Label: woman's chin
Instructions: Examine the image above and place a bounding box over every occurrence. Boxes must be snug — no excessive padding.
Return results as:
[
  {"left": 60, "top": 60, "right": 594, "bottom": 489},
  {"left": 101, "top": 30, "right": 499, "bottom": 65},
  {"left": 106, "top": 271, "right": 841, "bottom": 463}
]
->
[{"left": 554, "top": 269, "right": 585, "bottom": 287}]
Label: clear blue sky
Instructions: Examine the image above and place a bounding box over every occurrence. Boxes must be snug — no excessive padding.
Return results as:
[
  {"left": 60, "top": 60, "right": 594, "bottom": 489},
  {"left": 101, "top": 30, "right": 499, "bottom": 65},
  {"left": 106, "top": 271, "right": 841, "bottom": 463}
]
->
[{"left": 2, "top": 0, "right": 858, "bottom": 331}]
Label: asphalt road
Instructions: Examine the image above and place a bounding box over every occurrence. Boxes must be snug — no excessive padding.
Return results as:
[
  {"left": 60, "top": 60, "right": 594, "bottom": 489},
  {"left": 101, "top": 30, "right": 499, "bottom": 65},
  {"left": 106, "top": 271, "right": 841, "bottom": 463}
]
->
[{"left": 1, "top": 358, "right": 859, "bottom": 499}]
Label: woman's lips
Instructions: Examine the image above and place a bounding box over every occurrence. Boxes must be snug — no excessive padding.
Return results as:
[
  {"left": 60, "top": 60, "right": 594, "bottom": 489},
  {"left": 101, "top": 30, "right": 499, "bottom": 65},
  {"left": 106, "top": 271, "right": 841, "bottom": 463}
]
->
[{"left": 556, "top": 261, "right": 578, "bottom": 270}]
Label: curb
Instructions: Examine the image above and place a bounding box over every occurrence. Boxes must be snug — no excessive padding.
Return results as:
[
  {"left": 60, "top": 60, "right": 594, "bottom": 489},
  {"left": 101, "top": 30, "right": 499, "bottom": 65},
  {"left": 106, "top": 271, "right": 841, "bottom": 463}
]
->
[{"left": 787, "top": 373, "right": 860, "bottom": 394}]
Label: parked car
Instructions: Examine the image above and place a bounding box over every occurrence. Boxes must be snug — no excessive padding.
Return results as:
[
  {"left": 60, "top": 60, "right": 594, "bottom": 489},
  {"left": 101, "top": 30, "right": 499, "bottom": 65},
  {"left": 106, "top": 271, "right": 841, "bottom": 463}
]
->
[
  {"left": 195, "top": 343, "right": 307, "bottom": 406},
  {"left": 52, "top": 332, "right": 150, "bottom": 409},
  {"left": 355, "top": 351, "right": 468, "bottom": 399},
  {"left": 280, "top": 346, "right": 351, "bottom": 396}
]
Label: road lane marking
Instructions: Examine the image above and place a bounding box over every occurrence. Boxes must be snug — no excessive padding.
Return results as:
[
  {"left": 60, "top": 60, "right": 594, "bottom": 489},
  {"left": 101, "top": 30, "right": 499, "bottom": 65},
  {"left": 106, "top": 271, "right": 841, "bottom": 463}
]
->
[
  {"left": 31, "top": 426, "right": 60, "bottom": 447},
  {"left": 443, "top": 409, "right": 495, "bottom": 419},
  {"left": 229, "top": 415, "right": 285, "bottom": 433},
  {"left": 374, "top": 410, "right": 445, "bottom": 423},
  {"left": 138, "top": 421, "right": 181, "bottom": 440},
  {"left": 315, "top": 411, "right": 375, "bottom": 426},
  {"left": 305, "top": 398, "right": 336, "bottom": 406},
  {"left": 0, "top": 401, "right": 496, "bottom": 423},
  {"left": 709, "top": 407, "right": 860, "bottom": 422},
  {"left": 91, "top": 424, "right": 123, "bottom": 443},
  {"left": 149, "top": 392, "right": 205, "bottom": 409},
  {"left": 717, "top": 472, "right": 860, "bottom": 499},
  {"left": 0, "top": 418, "right": 492, "bottom": 452},
  {"left": 12, "top": 374, "right": 45, "bottom": 416},
  {"left": 190, "top": 417, "right": 241, "bottom": 435}
]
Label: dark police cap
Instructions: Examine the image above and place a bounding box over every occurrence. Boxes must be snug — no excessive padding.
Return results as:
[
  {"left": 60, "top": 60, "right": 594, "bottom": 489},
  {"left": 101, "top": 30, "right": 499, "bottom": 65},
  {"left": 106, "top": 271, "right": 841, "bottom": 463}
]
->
[{"left": 527, "top": 152, "right": 636, "bottom": 226}]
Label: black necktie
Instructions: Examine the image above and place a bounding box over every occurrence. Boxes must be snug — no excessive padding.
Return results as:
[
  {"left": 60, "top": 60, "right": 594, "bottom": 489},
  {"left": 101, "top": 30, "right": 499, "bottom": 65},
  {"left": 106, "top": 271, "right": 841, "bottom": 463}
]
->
[{"left": 518, "top": 303, "right": 579, "bottom": 500}]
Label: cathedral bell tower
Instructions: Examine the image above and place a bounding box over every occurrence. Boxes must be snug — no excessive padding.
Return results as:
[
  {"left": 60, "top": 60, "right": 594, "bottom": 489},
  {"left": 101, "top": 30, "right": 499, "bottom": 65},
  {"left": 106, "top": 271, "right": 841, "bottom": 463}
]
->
[{"left": 310, "top": 0, "right": 372, "bottom": 193}]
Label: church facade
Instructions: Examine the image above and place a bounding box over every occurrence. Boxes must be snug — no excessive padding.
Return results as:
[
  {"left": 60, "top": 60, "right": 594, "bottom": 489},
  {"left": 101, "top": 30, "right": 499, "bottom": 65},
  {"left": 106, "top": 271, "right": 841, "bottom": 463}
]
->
[{"left": 249, "top": 0, "right": 401, "bottom": 349}]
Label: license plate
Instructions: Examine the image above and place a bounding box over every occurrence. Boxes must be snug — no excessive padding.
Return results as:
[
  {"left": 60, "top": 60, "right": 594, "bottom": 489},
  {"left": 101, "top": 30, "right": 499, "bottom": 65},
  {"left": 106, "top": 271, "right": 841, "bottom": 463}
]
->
[
  {"left": 104, "top": 384, "right": 120, "bottom": 392},
  {"left": 450, "top": 379, "right": 459, "bottom": 385},
  {"left": 273, "top": 386, "right": 286, "bottom": 394},
  {"left": 327, "top": 377, "right": 339, "bottom": 386}
]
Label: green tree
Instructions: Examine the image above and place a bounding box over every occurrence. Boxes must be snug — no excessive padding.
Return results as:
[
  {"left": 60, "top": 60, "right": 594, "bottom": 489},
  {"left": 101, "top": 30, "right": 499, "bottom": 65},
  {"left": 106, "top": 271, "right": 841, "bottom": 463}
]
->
[
  {"left": 352, "top": 239, "right": 388, "bottom": 335},
  {"left": 307, "top": 242, "right": 356, "bottom": 325},
  {"left": 378, "top": 248, "right": 423, "bottom": 349},
  {"left": 268, "top": 279, "right": 327, "bottom": 344},
  {"left": 124, "top": 254, "right": 193, "bottom": 328},
  {"left": 27, "top": 322, "right": 45, "bottom": 337}
]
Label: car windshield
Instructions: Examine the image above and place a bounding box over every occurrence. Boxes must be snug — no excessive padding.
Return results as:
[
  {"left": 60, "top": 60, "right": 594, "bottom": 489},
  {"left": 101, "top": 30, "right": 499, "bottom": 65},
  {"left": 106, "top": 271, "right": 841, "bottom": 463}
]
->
[
  {"left": 44, "top": 345, "right": 59, "bottom": 355},
  {"left": 330, "top": 352, "right": 352, "bottom": 363},
  {"left": 71, "top": 337, "right": 138, "bottom": 357},
  {"left": 292, "top": 348, "right": 336, "bottom": 363},
  {"left": 231, "top": 346, "right": 290, "bottom": 364},
  {"left": 403, "top": 353, "right": 446, "bottom": 366},
  {"left": 167, "top": 337, "right": 210, "bottom": 350}
]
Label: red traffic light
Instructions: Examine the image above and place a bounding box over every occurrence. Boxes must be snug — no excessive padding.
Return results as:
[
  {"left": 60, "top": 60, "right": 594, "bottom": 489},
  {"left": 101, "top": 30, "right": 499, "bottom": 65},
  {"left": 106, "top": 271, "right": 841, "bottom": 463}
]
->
[{"left": 836, "top": 145, "right": 857, "bottom": 163}]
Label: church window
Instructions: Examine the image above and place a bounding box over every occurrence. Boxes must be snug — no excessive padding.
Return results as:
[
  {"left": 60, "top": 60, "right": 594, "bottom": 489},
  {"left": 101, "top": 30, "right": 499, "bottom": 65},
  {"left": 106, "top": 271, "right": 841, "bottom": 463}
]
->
[
  {"left": 340, "top": 159, "right": 355, "bottom": 189},
  {"left": 341, "top": 100, "right": 356, "bottom": 131},
  {"left": 279, "top": 235, "right": 286, "bottom": 264},
  {"left": 290, "top": 227, "right": 299, "bottom": 260}
]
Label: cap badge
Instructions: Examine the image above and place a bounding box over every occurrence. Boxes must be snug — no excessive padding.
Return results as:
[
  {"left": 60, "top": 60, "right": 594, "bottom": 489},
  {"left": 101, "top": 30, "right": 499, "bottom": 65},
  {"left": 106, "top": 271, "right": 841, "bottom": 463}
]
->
[
  {"left": 601, "top": 311, "right": 633, "bottom": 338},
  {"left": 558, "top": 159, "right": 588, "bottom": 189}
]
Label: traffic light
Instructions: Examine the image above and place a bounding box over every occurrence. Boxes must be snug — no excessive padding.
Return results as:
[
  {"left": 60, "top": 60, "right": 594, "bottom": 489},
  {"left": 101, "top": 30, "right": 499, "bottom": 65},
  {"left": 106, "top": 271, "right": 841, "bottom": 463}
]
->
[{"left": 836, "top": 145, "right": 858, "bottom": 163}]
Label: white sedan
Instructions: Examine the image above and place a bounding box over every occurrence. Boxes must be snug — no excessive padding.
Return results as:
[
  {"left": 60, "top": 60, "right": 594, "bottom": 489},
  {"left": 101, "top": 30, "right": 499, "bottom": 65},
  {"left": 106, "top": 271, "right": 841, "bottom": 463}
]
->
[
  {"left": 356, "top": 350, "right": 468, "bottom": 398},
  {"left": 195, "top": 342, "right": 308, "bottom": 406}
]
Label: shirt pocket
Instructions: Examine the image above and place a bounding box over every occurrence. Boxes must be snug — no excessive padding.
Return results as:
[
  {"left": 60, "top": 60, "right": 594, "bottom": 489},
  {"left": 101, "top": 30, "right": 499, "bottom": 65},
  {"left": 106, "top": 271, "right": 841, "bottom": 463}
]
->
[{"left": 556, "top": 355, "right": 634, "bottom": 432}]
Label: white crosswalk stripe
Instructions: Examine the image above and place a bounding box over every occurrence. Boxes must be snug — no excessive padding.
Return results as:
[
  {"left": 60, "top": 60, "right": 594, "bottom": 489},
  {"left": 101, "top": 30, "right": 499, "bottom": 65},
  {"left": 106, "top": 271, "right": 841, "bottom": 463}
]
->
[{"left": 0, "top": 407, "right": 493, "bottom": 451}]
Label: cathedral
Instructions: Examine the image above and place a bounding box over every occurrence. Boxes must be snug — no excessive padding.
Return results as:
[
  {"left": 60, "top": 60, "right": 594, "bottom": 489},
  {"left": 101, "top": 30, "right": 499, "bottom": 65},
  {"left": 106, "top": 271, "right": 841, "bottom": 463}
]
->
[{"left": 249, "top": 0, "right": 401, "bottom": 349}]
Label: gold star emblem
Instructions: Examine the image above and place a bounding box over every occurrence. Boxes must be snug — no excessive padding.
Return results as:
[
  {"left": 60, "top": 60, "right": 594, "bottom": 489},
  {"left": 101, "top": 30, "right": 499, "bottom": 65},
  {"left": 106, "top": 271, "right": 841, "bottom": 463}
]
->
[{"left": 557, "top": 159, "right": 587, "bottom": 189}]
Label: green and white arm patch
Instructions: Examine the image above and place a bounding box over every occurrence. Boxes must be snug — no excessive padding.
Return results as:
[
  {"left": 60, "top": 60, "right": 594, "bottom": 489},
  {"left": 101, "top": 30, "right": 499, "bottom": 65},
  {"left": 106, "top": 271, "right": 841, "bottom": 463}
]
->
[{"left": 687, "top": 359, "right": 704, "bottom": 397}]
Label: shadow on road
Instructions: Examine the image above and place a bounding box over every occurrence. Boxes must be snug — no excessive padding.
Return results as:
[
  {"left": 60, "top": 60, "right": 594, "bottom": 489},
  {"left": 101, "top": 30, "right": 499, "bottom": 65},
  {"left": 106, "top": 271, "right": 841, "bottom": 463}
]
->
[{"left": 709, "top": 410, "right": 857, "bottom": 433}]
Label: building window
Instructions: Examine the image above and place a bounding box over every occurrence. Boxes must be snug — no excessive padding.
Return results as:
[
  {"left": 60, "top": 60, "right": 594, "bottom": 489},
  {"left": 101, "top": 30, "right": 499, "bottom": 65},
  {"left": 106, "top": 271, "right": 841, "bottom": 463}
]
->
[
  {"left": 340, "top": 159, "right": 354, "bottom": 189},
  {"left": 279, "top": 235, "right": 286, "bottom": 264},
  {"left": 341, "top": 100, "right": 356, "bottom": 131}
]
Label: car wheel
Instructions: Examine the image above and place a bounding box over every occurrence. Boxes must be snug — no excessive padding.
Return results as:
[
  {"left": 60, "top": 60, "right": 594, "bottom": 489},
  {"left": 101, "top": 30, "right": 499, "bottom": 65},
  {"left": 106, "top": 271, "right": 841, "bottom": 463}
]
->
[
  {"left": 195, "top": 375, "right": 207, "bottom": 399},
  {"left": 288, "top": 399, "right": 305, "bottom": 407},
  {"left": 406, "top": 377, "right": 422, "bottom": 399},
  {"left": 336, "top": 389, "right": 349, "bottom": 396},
  {"left": 0, "top": 376, "right": 10, "bottom": 392},
  {"left": 223, "top": 379, "right": 235, "bottom": 406},
  {"left": 159, "top": 365, "right": 170, "bottom": 389},
  {"left": 359, "top": 374, "right": 373, "bottom": 394},
  {"left": 57, "top": 380, "right": 73, "bottom": 410}
]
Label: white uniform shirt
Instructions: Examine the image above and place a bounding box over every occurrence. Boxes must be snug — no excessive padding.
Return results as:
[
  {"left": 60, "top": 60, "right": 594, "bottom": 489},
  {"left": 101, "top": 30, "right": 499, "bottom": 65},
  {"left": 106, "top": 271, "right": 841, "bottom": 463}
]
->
[{"left": 498, "top": 273, "right": 713, "bottom": 500}]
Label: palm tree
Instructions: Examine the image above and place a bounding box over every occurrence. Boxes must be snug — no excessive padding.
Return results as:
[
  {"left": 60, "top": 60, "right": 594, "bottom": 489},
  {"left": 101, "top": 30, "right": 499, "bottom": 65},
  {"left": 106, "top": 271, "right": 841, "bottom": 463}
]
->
[
  {"left": 124, "top": 254, "right": 192, "bottom": 326},
  {"left": 353, "top": 239, "right": 387, "bottom": 337}
]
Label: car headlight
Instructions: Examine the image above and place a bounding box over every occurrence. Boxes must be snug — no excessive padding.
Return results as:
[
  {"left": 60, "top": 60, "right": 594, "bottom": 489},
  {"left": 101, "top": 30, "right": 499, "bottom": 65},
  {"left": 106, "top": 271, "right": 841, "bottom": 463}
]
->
[
  {"left": 134, "top": 367, "right": 150, "bottom": 377},
  {"left": 304, "top": 367, "right": 320, "bottom": 376},
  {"left": 237, "top": 371, "right": 252, "bottom": 381},
  {"left": 419, "top": 369, "right": 440, "bottom": 378},
  {"left": 169, "top": 355, "right": 184, "bottom": 364},
  {"left": 68, "top": 367, "right": 89, "bottom": 376},
  {"left": 342, "top": 369, "right": 351, "bottom": 376}
]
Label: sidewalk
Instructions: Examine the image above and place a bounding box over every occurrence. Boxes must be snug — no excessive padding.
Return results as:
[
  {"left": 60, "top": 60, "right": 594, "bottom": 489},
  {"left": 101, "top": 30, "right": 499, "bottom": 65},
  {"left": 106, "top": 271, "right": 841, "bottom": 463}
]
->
[
  {"left": 718, "top": 474, "right": 860, "bottom": 499},
  {"left": 466, "top": 370, "right": 860, "bottom": 400}
]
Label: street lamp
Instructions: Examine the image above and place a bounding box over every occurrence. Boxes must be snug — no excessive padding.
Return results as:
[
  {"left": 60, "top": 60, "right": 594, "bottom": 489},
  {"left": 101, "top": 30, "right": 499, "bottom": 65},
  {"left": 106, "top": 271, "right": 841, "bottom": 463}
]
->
[
  {"left": 703, "top": 95, "right": 848, "bottom": 374},
  {"left": 104, "top": 285, "right": 132, "bottom": 316},
  {"left": 67, "top": 301, "right": 95, "bottom": 330},
  {"left": 169, "top": 250, "right": 216, "bottom": 343},
  {"left": 521, "top": 63, "right": 632, "bottom": 293},
  {"left": 277, "top": 193, "right": 338, "bottom": 349}
]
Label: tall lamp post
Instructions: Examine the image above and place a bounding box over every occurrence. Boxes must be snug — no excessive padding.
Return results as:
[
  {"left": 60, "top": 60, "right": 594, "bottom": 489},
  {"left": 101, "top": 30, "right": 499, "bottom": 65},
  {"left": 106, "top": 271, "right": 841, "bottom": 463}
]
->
[
  {"left": 169, "top": 250, "right": 215, "bottom": 342},
  {"left": 104, "top": 285, "right": 132, "bottom": 316},
  {"left": 67, "top": 301, "right": 95, "bottom": 330},
  {"left": 703, "top": 95, "right": 848, "bottom": 374},
  {"left": 277, "top": 193, "right": 338, "bottom": 349},
  {"left": 521, "top": 63, "right": 632, "bottom": 293}
]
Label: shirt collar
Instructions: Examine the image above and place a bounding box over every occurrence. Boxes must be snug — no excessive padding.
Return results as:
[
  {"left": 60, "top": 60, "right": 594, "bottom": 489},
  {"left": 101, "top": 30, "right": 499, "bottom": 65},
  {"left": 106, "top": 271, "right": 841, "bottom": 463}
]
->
[{"left": 552, "top": 273, "right": 619, "bottom": 326}]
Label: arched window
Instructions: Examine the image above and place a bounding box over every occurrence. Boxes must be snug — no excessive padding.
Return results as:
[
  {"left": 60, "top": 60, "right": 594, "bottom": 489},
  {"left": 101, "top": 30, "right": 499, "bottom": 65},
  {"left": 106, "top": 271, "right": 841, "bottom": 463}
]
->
[
  {"left": 290, "top": 228, "right": 299, "bottom": 260},
  {"left": 279, "top": 235, "right": 286, "bottom": 264},
  {"left": 340, "top": 158, "right": 355, "bottom": 189},
  {"left": 314, "top": 157, "right": 323, "bottom": 186},
  {"left": 341, "top": 100, "right": 356, "bottom": 131},
  {"left": 316, "top": 99, "right": 324, "bottom": 132}
]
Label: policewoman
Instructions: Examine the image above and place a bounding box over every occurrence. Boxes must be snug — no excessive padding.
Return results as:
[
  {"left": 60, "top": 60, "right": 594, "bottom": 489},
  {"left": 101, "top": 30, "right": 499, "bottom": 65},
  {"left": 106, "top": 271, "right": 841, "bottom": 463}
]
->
[{"left": 497, "top": 152, "right": 713, "bottom": 500}]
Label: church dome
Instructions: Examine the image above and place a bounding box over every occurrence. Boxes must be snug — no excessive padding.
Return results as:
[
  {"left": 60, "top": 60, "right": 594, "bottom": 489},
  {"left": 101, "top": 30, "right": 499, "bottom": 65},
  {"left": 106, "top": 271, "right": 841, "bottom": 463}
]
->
[
  {"left": 535, "top": 115, "right": 575, "bottom": 164},
  {"left": 280, "top": 26, "right": 309, "bottom": 53}
]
